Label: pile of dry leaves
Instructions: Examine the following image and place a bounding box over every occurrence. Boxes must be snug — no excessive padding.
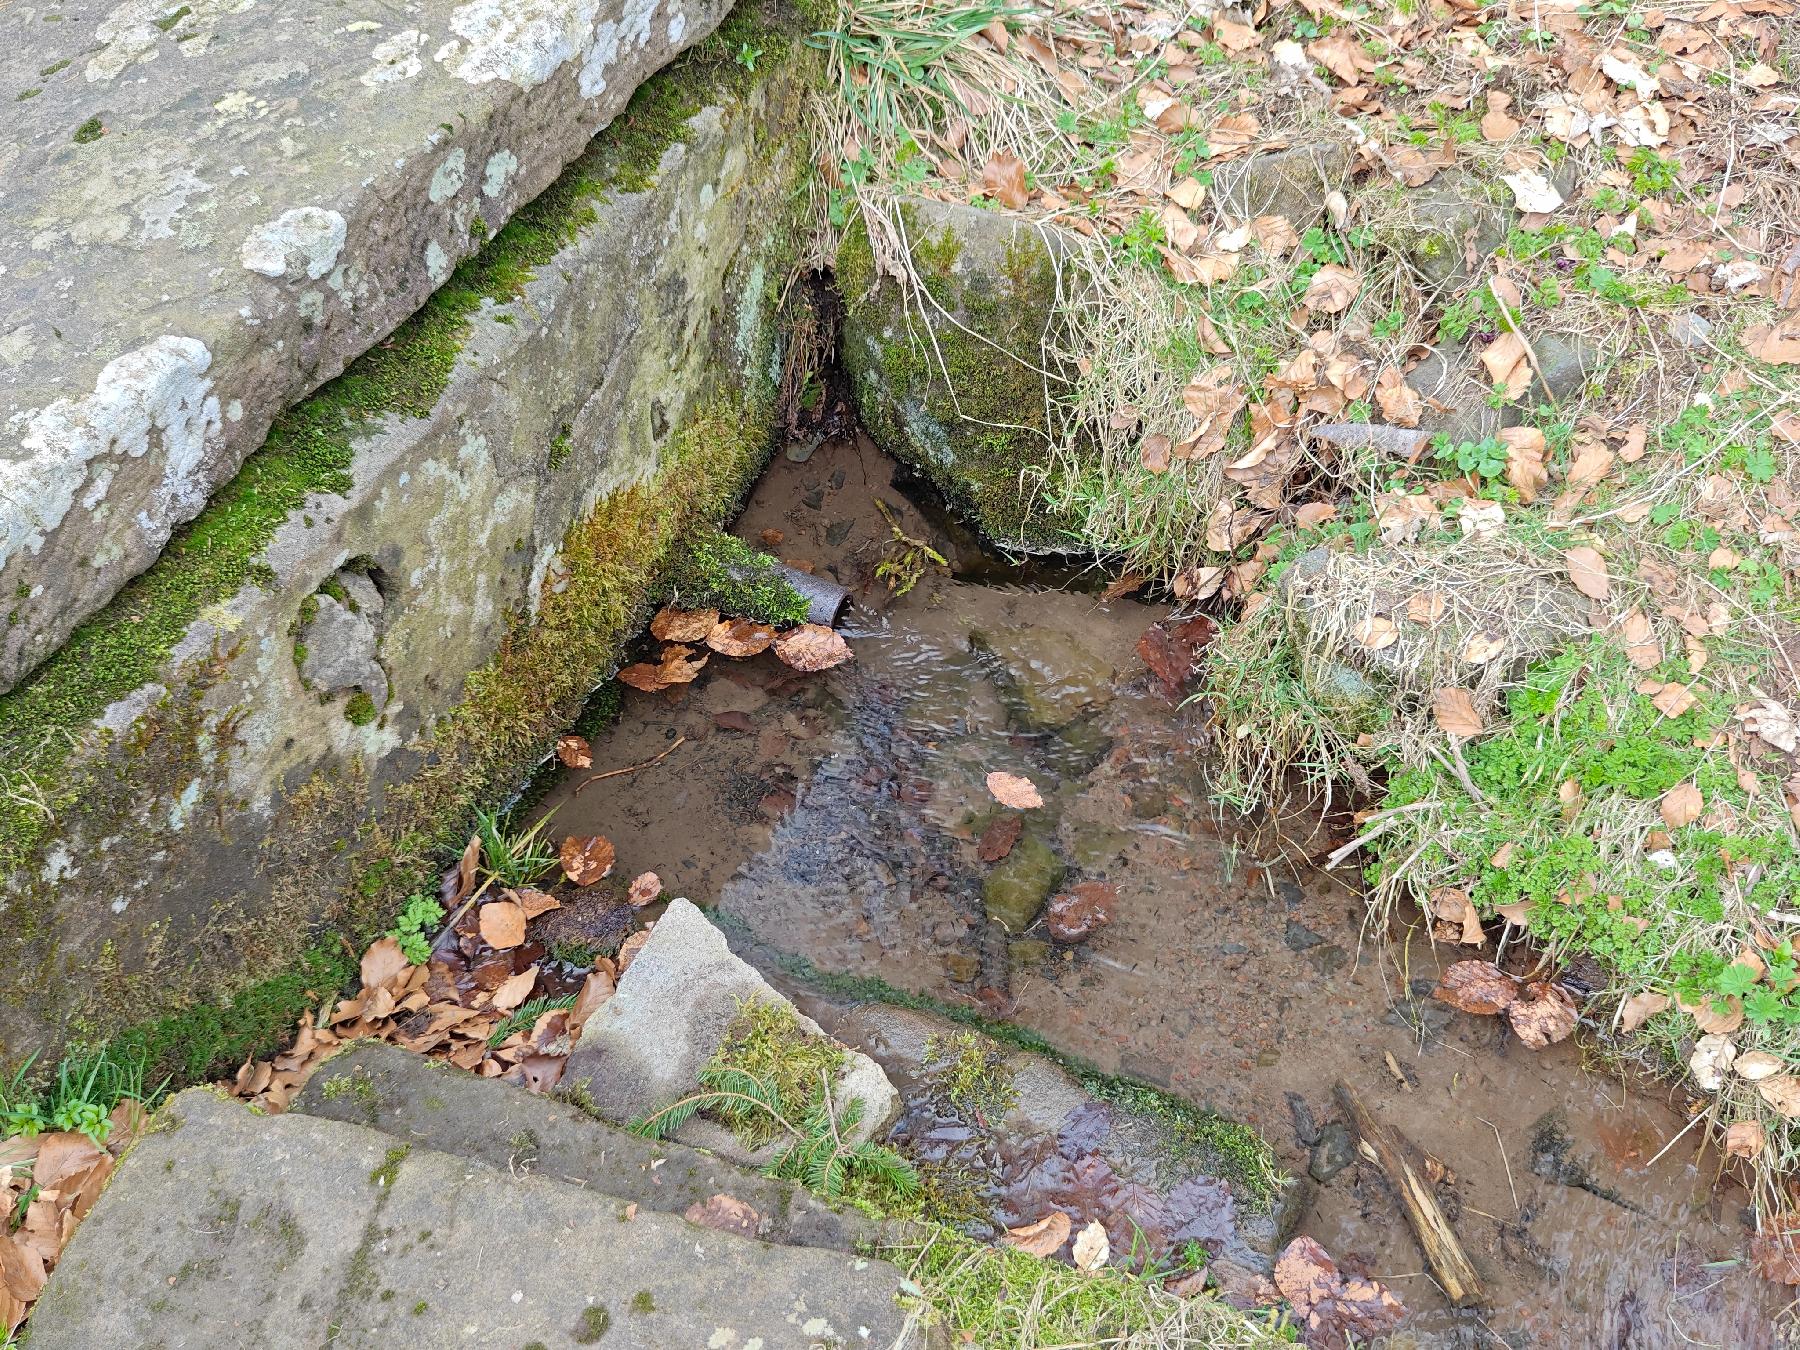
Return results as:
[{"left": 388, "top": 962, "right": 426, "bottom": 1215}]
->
[
  {"left": 0, "top": 1104, "right": 147, "bottom": 1334},
  {"left": 619, "top": 605, "right": 850, "bottom": 694}
]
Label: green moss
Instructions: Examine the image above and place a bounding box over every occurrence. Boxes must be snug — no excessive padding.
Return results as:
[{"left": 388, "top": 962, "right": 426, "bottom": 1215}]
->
[
  {"left": 547, "top": 428, "right": 574, "bottom": 470},
  {"left": 0, "top": 1, "right": 814, "bottom": 1069},
  {"left": 573, "top": 1304, "right": 612, "bottom": 1343},
  {"left": 15, "top": 88, "right": 41, "bottom": 102},
  {"left": 152, "top": 4, "right": 190, "bottom": 30},
  {"left": 39, "top": 58, "right": 70, "bottom": 76},
  {"left": 105, "top": 942, "right": 355, "bottom": 1088},
  {"left": 706, "top": 999, "right": 843, "bottom": 1146},
  {"left": 369, "top": 1144, "right": 410, "bottom": 1187},
  {"left": 72, "top": 115, "right": 103, "bottom": 143},
  {"left": 665, "top": 528, "right": 809, "bottom": 626},
  {"left": 838, "top": 210, "right": 1076, "bottom": 549},
  {"left": 924, "top": 1030, "right": 1016, "bottom": 1119},
  {"left": 320, "top": 1067, "right": 381, "bottom": 1124},
  {"left": 629, "top": 1291, "right": 655, "bottom": 1315},
  {"left": 343, "top": 691, "right": 379, "bottom": 726}
]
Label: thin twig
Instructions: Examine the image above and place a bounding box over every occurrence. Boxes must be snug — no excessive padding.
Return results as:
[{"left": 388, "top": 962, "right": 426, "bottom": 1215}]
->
[
  {"left": 1475, "top": 1115, "right": 1519, "bottom": 1217},
  {"left": 574, "top": 736, "right": 687, "bottom": 795}
]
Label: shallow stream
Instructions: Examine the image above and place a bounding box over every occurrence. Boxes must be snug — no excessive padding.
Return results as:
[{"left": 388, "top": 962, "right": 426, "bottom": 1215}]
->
[{"left": 536, "top": 430, "right": 1782, "bottom": 1346}]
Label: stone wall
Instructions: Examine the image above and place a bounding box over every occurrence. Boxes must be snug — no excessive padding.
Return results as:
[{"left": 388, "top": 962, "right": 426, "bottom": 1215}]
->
[
  {"left": 0, "top": 7, "right": 819, "bottom": 1060},
  {"left": 0, "top": 0, "right": 736, "bottom": 694}
]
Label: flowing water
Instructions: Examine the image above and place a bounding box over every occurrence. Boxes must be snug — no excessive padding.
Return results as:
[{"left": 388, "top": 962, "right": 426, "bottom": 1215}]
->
[{"left": 534, "top": 430, "right": 1784, "bottom": 1346}]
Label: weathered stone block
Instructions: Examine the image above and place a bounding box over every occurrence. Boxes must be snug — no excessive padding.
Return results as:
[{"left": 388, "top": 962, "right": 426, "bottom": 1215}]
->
[
  {"left": 1210, "top": 141, "right": 1355, "bottom": 224},
  {"left": 838, "top": 196, "right": 1075, "bottom": 552},
  {"left": 0, "top": 0, "right": 731, "bottom": 693},
  {"left": 29, "top": 1088, "right": 924, "bottom": 1348},
  {"left": 566, "top": 898, "right": 900, "bottom": 1161},
  {"left": 0, "top": 21, "right": 815, "bottom": 1059}
]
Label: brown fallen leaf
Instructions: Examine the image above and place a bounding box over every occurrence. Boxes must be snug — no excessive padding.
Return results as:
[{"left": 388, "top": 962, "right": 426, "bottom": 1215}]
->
[
  {"left": 1002, "top": 1210, "right": 1072, "bottom": 1258},
  {"left": 650, "top": 606, "right": 720, "bottom": 643},
  {"left": 491, "top": 966, "right": 538, "bottom": 1012},
  {"left": 977, "top": 814, "right": 1023, "bottom": 863},
  {"left": 1072, "top": 1219, "right": 1110, "bottom": 1272},
  {"left": 1046, "top": 881, "right": 1116, "bottom": 943},
  {"left": 1303, "top": 264, "right": 1362, "bottom": 313},
  {"left": 986, "top": 771, "right": 1044, "bottom": 810},
  {"left": 685, "top": 1192, "right": 761, "bottom": 1236},
  {"left": 981, "top": 149, "right": 1029, "bottom": 209},
  {"left": 1564, "top": 547, "right": 1610, "bottom": 600},
  {"left": 773, "top": 624, "right": 852, "bottom": 672},
  {"left": 1651, "top": 682, "right": 1697, "bottom": 718},
  {"left": 1480, "top": 90, "right": 1522, "bottom": 140},
  {"left": 1274, "top": 1235, "right": 1406, "bottom": 1349},
  {"left": 1618, "top": 990, "right": 1671, "bottom": 1033},
  {"left": 478, "top": 900, "right": 526, "bottom": 951},
  {"left": 1725, "top": 1119, "right": 1766, "bottom": 1160},
  {"left": 617, "top": 928, "right": 651, "bottom": 973},
  {"left": 1506, "top": 981, "right": 1578, "bottom": 1048},
  {"left": 707, "top": 618, "right": 777, "bottom": 657},
  {"left": 568, "top": 968, "right": 615, "bottom": 1035},
  {"left": 1747, "top": 317, "right": 1800, "bottom": 366},
  {"left": 1759, "top": 1074, "right": 1800, "bottom": 1118},
  {"left": 1432, "top": 687, "right": 1484, "bottom": 738},
  {"left": 625, "top": 871, "right": 663, "bottom": 908},
  {"left": 561, "top": 834, "right": 616, "bottom": 886},
  {"left": 360, "top": 936, "right": 410, "bottom": 993},
  {"left": 1499, "top": 426, "right": 1548, "bottom": 501},
  {"left": 513, "top": 887, "right": 560, "bottom": 920},
  {"left": 1373, "top": 367, "right": 1422, "bottom": 428},
  {"left": 1430, "top": 887, "right": 1485, "bottom": 946},
  {"left": 1353, "top": 614, "right": 1399, "bottom": 650},
  {"left": 1482, "top": 332, "right": 1532, "bottom": 400},
  {"left": 556, "top": 734, "right": 593, "bottom": 769},
  {"left": 1621, "top": 607, "right": 1661, "bottom": 670},
  {"left": 1660, "top": 782, "right": 1703, "bottom": 828},
  {"left": 1433, "top": 960, "right": 1520, "bottom": 1016},
  {"left": 1140, "top": 432, "right": 1172, "bottom": 474}
]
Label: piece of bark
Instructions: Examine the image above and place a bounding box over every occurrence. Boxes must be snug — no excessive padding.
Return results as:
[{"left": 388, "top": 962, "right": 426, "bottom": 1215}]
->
[{"left": 1334, "top": 1080, "right": 1487, "bottom": 1306}]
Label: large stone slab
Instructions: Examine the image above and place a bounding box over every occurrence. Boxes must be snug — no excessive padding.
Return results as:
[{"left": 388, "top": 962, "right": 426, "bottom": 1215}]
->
[
  {"left": 567, "top": 898, "right": 901, "bottom": 1161},
  {"left": 0, "top": 19, "right": 814, "bottom": 1059},
  {"left": 29, "top": 1088, "right": 927, "bottom": 1349},
  {"left": 296, "top": 1040, "right": 883, "bottom": 1253},
  {"left": 0, "top": 0, "right": 729, "bottom": 694}
]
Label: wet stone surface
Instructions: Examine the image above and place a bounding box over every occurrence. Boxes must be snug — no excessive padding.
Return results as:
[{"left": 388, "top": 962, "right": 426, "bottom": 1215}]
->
[{"left": 534, "top": 430, "right": 1784, "bottom": 1347}]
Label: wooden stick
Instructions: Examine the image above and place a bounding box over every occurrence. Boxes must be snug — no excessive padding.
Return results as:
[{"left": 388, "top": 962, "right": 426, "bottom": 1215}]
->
[
  {"left": 574, "top": 736, "right": 686, "bottom": 795},
  {"left": 1335, "top": 1080, "right": 1488, "bottom": 1307}
]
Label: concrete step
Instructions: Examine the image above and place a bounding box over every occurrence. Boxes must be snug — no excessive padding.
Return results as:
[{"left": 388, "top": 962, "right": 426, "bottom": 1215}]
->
[
  {"left": 294, "top": 1041, "right": 883, "bottom": 1254},
  {"left": 29, "top": 1088, "right": 927, "bottom": 1350}
]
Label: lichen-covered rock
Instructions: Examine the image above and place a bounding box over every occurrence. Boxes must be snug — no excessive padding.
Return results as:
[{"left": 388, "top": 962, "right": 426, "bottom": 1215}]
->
[
  {"left": 565, "top": 899, "right": 900, "bottom": 1162},
  {"left": 838, "top": 197, "right": 1075, "bottom": 552},
  {"left": 1382, "top": 172, "right": 1512, "bottom": 290},
  {"left": 1210, "top": 142, "right": 1355, "bottom": 224},
  {"left": 0, "top": 0, "right": 732, "bottom": 694},
  {"left": 0, "top": 20, "right": 816, "bottom": 1059}
]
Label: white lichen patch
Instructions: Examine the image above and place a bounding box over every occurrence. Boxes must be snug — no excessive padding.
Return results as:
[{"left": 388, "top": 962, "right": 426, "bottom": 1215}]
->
[
  {"left": 136, "top": 166, "right": 213, "bottom": 242},
  {"left": 445, "top": 0, "right": 600, "bottom": 89},
  {"left": 580, "top": 0, "right": 659, "bottom": 98},
  {"left": 482, "top": 149, "right": 519, "bottom": 199},
  {"left": 241, "top": 207, "right": 347, "bottom": 281},
  {"left": 424, "top": 239, "right": 451, "bottom": 283},
  {"left": 429, "top": 148, "right": 467, "bottom": 203},
  {"left": 360, "top": 28, "right": 427, "bottom": 88},
  {"left": 4, "top": 336, "right": 221, "bottom": 572}
]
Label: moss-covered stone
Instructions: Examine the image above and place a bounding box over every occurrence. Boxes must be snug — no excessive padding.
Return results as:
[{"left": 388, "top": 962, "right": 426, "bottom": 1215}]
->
[
  {"left": 838, "top": 198, "right": 1078, "bottom": 551},
  {"left": 0, "top": 3, "right": 824, "bottom": 1066}
]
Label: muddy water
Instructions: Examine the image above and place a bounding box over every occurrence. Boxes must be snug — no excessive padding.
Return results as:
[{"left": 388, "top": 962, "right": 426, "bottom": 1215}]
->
[{"left": 536, "top": 433, "right": 1783, "bottom": 1346}]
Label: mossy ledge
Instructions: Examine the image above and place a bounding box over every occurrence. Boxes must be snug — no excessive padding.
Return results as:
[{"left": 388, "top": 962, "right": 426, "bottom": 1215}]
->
[{"left": 0, "top": 2, "right": 821, "bottom": 1073}]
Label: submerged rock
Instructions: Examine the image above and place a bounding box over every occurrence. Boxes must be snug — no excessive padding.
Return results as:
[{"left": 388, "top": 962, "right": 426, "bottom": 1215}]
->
[
  {"left": 982, "top": 832, "right": 1065, "bottom": 932},
  {"left": 1045, "top": 881, "right": 1115, "bottom": 943},
  {"left": 972, "top": 625, "right": 1119, "bottom": 730},
  {"left": 835, "top": 1003, "right": 1305, "bottom": 1274}
]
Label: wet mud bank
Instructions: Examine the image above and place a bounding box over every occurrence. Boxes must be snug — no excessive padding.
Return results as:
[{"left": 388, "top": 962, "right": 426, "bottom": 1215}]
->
[{"left": 534, "top": 426, "right": 1785, "bottom": 1345}]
